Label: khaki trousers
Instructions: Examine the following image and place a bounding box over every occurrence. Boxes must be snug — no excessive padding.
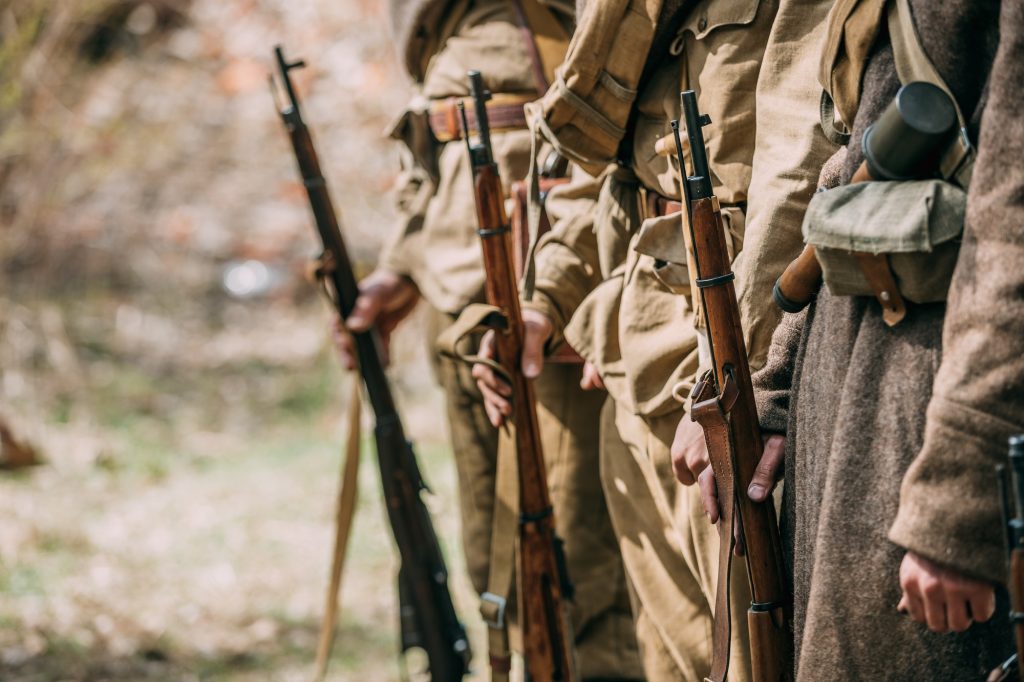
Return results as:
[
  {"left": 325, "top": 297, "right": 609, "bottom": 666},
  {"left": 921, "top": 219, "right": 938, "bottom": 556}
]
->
[
  {"left": 430, "top": 309, "right": 642, "bottom": 679},
  {"left": 600, "top": 399, "right": 753, "bottom": 682}
]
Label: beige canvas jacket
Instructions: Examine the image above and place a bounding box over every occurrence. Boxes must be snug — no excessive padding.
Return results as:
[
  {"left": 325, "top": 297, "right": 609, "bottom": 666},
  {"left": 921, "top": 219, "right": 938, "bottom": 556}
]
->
[
  {"left": 380, "top": 0, "right": 557, "bottom": 314},
  {"left": 528, "top": 0, "right": 837, "bottom": 428},
  {"left": 527, "top": 0, "right": 775, "bottom": 425}
]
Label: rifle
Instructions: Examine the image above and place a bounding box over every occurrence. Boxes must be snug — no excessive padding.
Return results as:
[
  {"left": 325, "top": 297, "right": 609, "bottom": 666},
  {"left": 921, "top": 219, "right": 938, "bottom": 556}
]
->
[
  {"left": 270, "top": 46, "right": 471, "bottom": 681},
  {"left": 459, "top": 70, "right": 578, "bottom": 682},
  {"left": 994, "top": 435, "right": 1024, "bottom": 682},
  {"left": 672, "top": 90, "right": 792, "bottom": 682}
]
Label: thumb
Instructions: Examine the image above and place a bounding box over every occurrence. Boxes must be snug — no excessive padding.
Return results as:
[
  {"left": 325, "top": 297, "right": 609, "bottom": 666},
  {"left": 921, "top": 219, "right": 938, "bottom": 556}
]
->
[
  {"left": 521, "top": 319, "right": 548, "bottom": 379},
  {"left": 346, "top": 291, "right": 383, "bottom": 332}
]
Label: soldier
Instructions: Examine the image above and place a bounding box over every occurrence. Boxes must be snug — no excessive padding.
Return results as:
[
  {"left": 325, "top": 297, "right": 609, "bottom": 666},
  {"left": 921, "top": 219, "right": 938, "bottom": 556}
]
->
[
  {"left": 334, "top": 0, "right": 642, "bottom": 678},
  {"left": 736, "top": 0, "right": 1022, "bottom": 678},
  {"left": 477, "top": 0, "right": 837, "bottom": 678}
]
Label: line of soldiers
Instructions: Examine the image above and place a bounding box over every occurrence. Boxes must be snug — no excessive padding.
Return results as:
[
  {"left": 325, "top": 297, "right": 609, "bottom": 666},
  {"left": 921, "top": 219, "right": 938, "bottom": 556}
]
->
[{"left": 333, "top": 0, "right": 1023, "bottom": 679}]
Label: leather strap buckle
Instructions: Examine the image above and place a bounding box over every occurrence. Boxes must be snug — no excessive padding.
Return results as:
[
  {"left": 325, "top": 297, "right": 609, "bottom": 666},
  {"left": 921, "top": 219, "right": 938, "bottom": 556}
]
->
[{"left": 480, "top": 592, "right": 507, "bottom": 630}]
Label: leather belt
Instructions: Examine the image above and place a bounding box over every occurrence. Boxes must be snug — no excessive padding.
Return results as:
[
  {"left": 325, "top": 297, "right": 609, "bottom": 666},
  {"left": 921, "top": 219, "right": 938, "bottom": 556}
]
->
[
  {"left": 428, "top": 93, "right": 534, "bottom": 143},
  {"left": 639, "top": 188, "right": 684, "bottom": 220}
]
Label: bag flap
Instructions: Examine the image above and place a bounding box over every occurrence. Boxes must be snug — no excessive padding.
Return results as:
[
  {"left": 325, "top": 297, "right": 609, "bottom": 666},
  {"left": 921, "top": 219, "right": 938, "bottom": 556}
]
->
[
  {"left": 680, "top": 0, "right": 760, "bottom": 40},
  {"left": 634, "top": 212, "right": 687, "bottom": 265},
  {"left": 803, "top": 180, "right": 965, "bottom": 254}
]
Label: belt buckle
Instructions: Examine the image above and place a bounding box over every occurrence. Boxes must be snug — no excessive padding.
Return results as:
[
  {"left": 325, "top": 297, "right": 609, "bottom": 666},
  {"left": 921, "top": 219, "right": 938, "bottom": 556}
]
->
[{"left": 479, "top": 592, "right": 507, "bottom": 630}]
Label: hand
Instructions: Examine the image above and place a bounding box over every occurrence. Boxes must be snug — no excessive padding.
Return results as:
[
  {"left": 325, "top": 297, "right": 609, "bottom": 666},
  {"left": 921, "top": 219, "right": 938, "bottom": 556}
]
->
[
  {"left": 898, "top": 551, "right": 996, "bottom": 633},
  {"left": 679, "top": 428, "right": 785, "bottom": 521},
  {"left": 671, "top": 416, "right": 709, "bottom": 486},
  {"left": 580, "top": 361, "right": 605, "bottom": 391},
  {"left": 332, "top": 269, "right": 419, "bottom": 370},
  {"left": 471, "top": 308, "right": 553, "bottom": 427}
]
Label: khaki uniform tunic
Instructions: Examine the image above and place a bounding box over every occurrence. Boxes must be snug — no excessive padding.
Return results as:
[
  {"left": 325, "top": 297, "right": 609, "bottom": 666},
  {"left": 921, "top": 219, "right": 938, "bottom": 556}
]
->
[
  {"left": 527, "top": 0, "right": 838, "bottom": 678},
  {"left": 381, "top": 0, "right": 642, "bottom": 676}
]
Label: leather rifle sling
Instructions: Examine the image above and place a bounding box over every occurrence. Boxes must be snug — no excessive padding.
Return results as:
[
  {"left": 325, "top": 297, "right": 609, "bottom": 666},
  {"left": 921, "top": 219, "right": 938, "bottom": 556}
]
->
[
  {"left": 314, "top": 379, "right": 363, "bottom": 681},
  {"left": 480, "top": 425, "right": 519, "bottom": 681},
  {"left": 691, "top": 371, "right": 740, "bottom": 682}
]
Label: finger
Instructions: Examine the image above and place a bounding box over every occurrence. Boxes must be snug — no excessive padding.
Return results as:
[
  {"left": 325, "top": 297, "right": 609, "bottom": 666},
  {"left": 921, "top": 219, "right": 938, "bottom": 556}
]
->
[
  {"left": 483, "top": 398, "right": 506, "bottom": 428},
  {"left": 471, "top": 363, "right": 512, "bottom": 397},
  {"left": 968, "top": 585, "right": 996, "bottom": 624},
  {"left": 346, "top": 292, "right": 383, "bottom": 332},
  {"left": 333, "top": 329, "right": 358, "bottom": 371},
  {"left": 748, "top": 435, "right": 786, "bottom": 502},
  {"left": 684, "top": 442, "right": 710, "bottom": 484},
  {"left": 899, "top": 588, "right": 926, "bottom": 624},
  {"left": 672, "top": 450, "right": 695, "bottom": 486},
  {"left": 477, "top": 380, "right": 513, "bottom": 418},
  {"left": 944, "top": 590, "right": 971, "bottom": 633},
  {"left": 580, "top": 363, "right": 605, "bottom": 390},
  {"left": 670, "top": 418, "right": 697, "bottom": 486},
  {"left": 698, "top": 466, "right": 720, "bottom": 524},
  {"left": 521, "top": 320, "right": 547, "bottom": 379},
  {"left": 920, "top": 579, "right": 948, "bottom": 633}
]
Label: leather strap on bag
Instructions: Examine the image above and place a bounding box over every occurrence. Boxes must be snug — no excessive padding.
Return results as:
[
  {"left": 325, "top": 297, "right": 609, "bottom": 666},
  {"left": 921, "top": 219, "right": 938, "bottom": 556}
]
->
[
  {"left": 854, "top": 252, "right": 907, "bottom": 326},
  {"left": 691, "top": 370, "right": 740, "bottom": 682},
  {"left": 886, "top": 0, "right": 974, "bottom": 188},
  {"left": 508, "top": 0, "right": 571, "bottom": 91}
]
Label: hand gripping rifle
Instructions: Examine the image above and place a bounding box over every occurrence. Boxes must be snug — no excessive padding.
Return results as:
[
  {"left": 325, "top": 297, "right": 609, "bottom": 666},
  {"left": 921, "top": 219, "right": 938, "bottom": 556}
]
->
[
  {"left": 270, "top": 46, "right": 471, "bottom": 681},
  {"left": 993, "top": 435, "right": 1024, "bottom": 682},
  {"left": 459, "top": 70, "right": 578, "bottom": 682},
  {"left": 672, "top": 91, "right": 792, "bottom": 682}
]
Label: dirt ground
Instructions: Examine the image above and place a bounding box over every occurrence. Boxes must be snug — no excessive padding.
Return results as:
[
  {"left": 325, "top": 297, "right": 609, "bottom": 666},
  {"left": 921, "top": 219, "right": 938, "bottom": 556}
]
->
[{"left": 0, "top": 0, "right": 493, "bottom": 679}]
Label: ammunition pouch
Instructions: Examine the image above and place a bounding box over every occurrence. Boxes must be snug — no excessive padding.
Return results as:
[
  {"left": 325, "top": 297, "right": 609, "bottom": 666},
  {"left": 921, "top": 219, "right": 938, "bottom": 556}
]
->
[{"left": 804, "top": 179, "right": 965, "bottom": 308}]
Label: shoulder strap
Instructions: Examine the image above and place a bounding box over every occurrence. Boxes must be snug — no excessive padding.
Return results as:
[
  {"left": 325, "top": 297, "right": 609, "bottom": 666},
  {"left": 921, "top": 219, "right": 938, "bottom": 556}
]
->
[
  {"left": 509, "top": 0, "right": 571, "bottom": 91},
  {"left": 887, "top": 0, "right": 974, "bottom": 187}
]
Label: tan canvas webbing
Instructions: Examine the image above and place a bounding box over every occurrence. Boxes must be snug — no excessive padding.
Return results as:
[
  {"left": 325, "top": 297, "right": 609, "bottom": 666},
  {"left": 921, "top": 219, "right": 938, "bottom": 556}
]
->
[
  {"left": 510, "top": 0, "right": 571, "bottom": 91},
  {"left": 435, "top": 303, "right": 519, "bottom": 679},
  {"left": 314, "top": 380, "right": 363, "bottom": 681},
  {"left": 887, "top": 0, "right": 974, "bottom": 188},
  {"left": 481, "top": 425, "right": 520, "bottom": 680}
]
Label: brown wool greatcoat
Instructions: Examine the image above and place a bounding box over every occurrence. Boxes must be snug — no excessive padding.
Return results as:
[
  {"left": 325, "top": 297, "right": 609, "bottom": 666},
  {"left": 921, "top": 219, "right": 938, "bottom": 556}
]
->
[{"left": 754, "top": 0, "right": 1024, "bottom": 678}]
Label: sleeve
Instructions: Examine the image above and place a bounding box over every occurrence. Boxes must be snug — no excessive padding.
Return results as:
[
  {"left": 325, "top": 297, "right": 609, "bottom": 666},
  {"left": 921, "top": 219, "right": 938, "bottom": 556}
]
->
[
  {"left": 752, "top": 307, "right": 806, "bottom": 435},
  {"left": 522, "top": 167, "right": 605, "bottom": 344},
  {"left": 731, "top": 0, "right": 839, "bottom": 372},
  {"left": 378, "top": 108, "right": 439, "bottom": 279},
  {"left": 889, "top": 0, "right": 1024, "bottom": 584}
]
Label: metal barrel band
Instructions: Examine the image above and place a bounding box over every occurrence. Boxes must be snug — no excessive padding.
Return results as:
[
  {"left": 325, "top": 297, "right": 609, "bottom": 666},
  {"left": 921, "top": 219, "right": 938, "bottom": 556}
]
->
[
  {"left": 696, "top": 272, "right": 736, "bottom": 289},
  {"left": 1009, "top": 610, "right": 1024, "bottom": 624},
  {"left": 303, "top": 177, "right": 326, "bottom": 189},
  {"left": 749, "top": 599, "right": 786, "bottom": 613},
  {"left": 478, "top": 226, "right": 512, "bottom": 237},
  {"left": 520, "top": 506, "right": 554, "bottom": 525}
]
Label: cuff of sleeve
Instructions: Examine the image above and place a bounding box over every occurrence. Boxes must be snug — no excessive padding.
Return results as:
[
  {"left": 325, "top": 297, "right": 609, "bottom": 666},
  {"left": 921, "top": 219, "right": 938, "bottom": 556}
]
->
[
  {"left": 888, "top": 397, "right": 1016, "bottom": 585},
  {"left": 522, "top": 291, "right": 566, "bottom": 352}
]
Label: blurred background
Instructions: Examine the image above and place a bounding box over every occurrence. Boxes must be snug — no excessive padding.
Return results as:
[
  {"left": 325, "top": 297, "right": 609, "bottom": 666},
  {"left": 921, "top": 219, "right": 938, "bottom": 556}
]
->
[{"left": 0, "top": 0, "right": 480, "bottom": 679}]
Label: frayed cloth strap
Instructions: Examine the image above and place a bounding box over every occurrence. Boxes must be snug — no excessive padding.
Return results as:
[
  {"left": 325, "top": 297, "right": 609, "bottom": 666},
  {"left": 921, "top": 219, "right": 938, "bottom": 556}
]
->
[{"left": 436, "top": 303, "right": 513, "bottom": 385}]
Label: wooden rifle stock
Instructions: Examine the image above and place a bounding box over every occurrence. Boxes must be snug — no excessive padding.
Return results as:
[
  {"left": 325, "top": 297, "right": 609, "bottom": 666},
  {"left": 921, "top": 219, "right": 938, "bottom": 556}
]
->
[
  {"left": 997, "top": 436, "right": 1024, "bottom": 682},
  {"left": 461, "top": 70, "right": 578, "bottom": 682},
  {"left": 271, "top": 46, "right": 471, "bottom": 681},
  {"left": 675, "top": 92, "right": 792, "bottom": 682}
]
